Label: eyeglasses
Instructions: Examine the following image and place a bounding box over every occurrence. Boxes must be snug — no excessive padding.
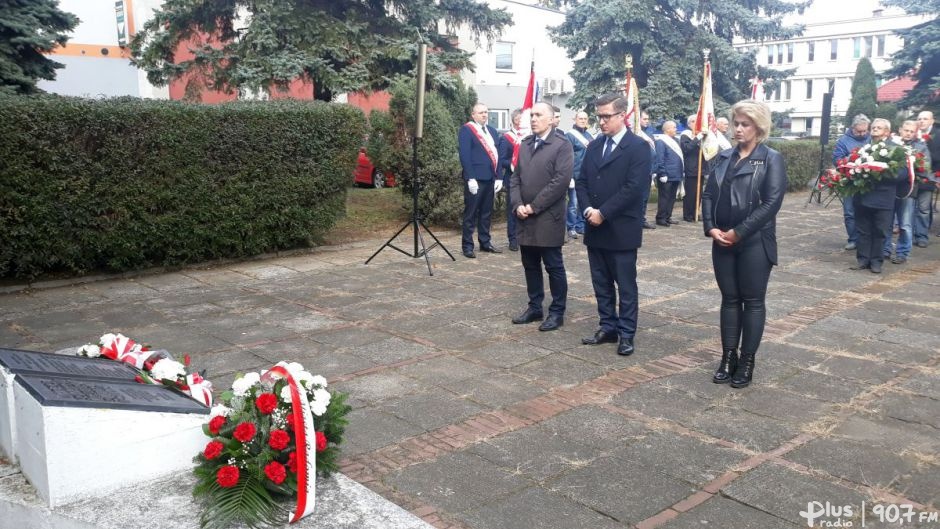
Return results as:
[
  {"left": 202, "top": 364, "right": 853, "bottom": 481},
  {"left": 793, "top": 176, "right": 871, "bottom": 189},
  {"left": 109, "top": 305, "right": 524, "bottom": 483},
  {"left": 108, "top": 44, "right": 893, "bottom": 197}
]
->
[{"left": 596, "top": 112, "right": 623, "bottom": 122}]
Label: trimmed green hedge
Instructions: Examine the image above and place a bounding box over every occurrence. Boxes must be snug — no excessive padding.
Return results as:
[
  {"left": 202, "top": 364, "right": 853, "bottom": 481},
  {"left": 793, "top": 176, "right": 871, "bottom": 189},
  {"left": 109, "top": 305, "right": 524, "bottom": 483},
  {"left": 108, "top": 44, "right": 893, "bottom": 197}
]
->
[
  {"left": 767, "top": 139, "right": 833, "bottom": 192},
  {"left": 0, "top": 96, "right": 365, "bottom": 279}
]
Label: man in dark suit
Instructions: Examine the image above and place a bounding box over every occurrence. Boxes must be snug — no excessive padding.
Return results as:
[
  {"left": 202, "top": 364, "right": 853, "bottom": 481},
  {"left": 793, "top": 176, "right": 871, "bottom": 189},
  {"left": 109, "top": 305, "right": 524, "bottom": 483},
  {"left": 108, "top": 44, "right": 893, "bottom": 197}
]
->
[
  {"left": 653, "top": 120, "right": 684, "bottom": 226},
  {"left": 576, "top": 93, "right": 652, "bottom": 356},
  {"left": 509, "top": 103, "right": 574, "bottom": 331},
  {"left": 458, "top": 103, "right": 503, "bottom": 258},
  {"left": 916, "top": 111, "right": 940, "bottom": 240}
]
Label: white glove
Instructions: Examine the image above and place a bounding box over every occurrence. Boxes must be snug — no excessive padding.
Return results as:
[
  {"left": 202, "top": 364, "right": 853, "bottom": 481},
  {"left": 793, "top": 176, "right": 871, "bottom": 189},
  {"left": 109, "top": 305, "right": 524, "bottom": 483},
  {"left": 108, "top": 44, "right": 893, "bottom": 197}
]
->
[
  {"left": 468, "top": 178, "right": 479, "bottom": 195},
  {"left": 494, "top": 179, "right": 503, "bottom": 193},
  {"left": 696, "top": 132, "right": 706, "bottom": 141},
  {"left": 569, "top": 178, "right": 575, "bottom": 189}
]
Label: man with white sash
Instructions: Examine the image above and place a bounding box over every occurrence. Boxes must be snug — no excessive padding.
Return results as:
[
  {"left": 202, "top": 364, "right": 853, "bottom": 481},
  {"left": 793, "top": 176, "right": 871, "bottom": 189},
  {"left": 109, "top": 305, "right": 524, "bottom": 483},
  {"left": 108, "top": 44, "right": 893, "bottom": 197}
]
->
[
  {"left": 566, "top": 111, "right": 593, "bottom": 240},
  {"left": 458, "top": 103, "right": 504, "bottom": 258},
  {"left": 653, "top": 120, "right": 684, "bottom": 226}
]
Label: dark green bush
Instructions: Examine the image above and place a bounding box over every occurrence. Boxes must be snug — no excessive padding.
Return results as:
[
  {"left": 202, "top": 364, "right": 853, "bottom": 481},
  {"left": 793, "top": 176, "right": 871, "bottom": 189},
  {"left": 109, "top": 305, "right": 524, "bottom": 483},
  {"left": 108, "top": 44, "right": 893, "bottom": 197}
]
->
[
  {"left": 0, "top": 95, "right": 365, "bottom": 279},
  {"left": 767, "top": 139, "right": 833, "bottom": 192}
]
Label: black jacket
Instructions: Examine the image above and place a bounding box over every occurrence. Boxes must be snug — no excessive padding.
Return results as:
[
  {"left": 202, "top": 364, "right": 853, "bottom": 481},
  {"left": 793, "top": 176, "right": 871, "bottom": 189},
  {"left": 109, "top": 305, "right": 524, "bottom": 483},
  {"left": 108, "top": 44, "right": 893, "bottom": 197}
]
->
[
  {"left": 702, "top": 144, "right": 787, "bottom": 265},
  {"left": 679, "top": 132, "right": 702, "bottom": 179}
]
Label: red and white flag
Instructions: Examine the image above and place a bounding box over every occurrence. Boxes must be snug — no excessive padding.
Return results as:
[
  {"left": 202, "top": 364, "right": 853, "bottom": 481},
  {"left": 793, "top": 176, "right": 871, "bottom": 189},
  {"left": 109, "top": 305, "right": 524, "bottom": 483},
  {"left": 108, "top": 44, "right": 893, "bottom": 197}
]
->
[
  {"left": 694, "top": 60, "right": 720, "bottom": 161},
  {"left": 750, "top": 77, "right": 766, "bottom": 102},
  {"left": 519, "top": 60, "right": 536, "bottom": 139},
  {"left": 624, "top": 71, "right": 652, "bottom": 146}
]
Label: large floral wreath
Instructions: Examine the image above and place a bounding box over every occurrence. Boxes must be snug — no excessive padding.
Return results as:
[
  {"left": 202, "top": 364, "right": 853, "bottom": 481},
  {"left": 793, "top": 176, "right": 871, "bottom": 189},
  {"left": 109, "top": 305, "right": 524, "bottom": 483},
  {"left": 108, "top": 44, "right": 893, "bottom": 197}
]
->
[
  {"left": 77, "top": 332, "right": 212, "bottom": 406},
  {"left": 822, "top": 140, "right": 913, "bottom": 198},
  {"left": 192, "top": 361, "right": 350, "bottom": 529}
]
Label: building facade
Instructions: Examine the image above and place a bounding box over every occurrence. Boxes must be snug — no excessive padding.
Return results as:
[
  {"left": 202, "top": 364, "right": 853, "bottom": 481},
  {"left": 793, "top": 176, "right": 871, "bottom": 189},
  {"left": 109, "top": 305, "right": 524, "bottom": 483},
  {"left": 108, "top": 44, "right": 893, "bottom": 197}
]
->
[
  {"left": 734, "top": 0, "right": 930, "bottom": 137},
  {"left": 455, "top": 0, "right": 577, "bottom": 130}
]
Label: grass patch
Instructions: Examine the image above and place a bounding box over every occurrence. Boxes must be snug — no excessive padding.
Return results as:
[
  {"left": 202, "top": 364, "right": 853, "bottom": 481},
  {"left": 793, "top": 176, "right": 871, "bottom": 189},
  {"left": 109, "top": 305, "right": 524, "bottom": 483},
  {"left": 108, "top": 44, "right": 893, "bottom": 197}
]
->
[{"left": 321, "top": 187, "right": 412, "bottom": 245}]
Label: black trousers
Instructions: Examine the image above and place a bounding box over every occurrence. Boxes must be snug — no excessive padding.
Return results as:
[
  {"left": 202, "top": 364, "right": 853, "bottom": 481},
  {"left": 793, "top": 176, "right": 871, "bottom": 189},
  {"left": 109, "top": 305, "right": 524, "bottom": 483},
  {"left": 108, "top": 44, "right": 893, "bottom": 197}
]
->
[
  {"left": 461, "top": 179, "right": 495, "bottom": 252},
  {"left": 520, "top": 245, "right": 567, "bottom": 316},
  {"left": 587, "top": 247, "right": 638, "bottom": 338},
  {"left": 682, "top": 176, "right": 702, "bottom": 221},
  {"left": 854, "top": 203, "right": 893, "bottom": 267},
  {"left": 655, "top": 180, "right": 679, "bottom": 223},
  {"left": 712, "top": 238, "right": 772, "bottom": 354}
]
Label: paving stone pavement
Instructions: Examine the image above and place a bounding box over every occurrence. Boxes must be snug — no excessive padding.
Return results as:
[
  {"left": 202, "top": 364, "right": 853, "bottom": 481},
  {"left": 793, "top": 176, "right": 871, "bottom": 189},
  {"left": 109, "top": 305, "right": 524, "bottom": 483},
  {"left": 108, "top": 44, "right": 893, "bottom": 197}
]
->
[{"left": 2, "top": 195, "right": 939, "bottom": 528}]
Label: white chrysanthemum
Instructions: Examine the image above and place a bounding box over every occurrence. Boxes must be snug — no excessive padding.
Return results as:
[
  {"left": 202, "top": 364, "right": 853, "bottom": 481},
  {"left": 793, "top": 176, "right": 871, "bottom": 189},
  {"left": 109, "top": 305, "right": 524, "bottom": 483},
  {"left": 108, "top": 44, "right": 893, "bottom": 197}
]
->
[
  {"left": 150, "top": 358, "right": 186, "bottom": 381},
  {"left": 78, "top": 344, "right": 101, "bottom": 358},
  {"left": 209, "top": 404, "right": 232, "bottom": 418},
  {"left": 879, "top": 149, "right": 888, "bottom": 157},
  {"left": 280, "top": 385, "right": 293, "bottom": 404},
  {"left": 231, "top": 372, "right": 261, "bottom": 396},
  {"left": 99, "top": 333, "right": 117, "bottom": 345},
  {"left": 309, "top": 388, "right": 331, "bottom": 416},
  {"left": 308, "top": 375, "right": 327, "bottom": 388}
]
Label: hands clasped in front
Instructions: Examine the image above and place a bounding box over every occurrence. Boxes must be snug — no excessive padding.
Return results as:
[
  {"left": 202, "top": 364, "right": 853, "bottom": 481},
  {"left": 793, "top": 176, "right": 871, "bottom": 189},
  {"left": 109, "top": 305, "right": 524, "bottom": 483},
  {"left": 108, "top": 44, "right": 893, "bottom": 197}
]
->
[
  {"left": 515, "top": 204, "right": 535, "bottom": 220},
  {"left": 584, "top": 207, "right": 605, "bottom": 226},
  {"left": 708, "top": 228, "right": 740, "bottom": 247}
]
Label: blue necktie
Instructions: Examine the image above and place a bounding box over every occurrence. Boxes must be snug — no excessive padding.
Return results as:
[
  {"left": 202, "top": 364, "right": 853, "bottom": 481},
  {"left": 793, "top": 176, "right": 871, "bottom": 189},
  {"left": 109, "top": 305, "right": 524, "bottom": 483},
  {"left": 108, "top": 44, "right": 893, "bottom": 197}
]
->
[{"left": 603, "top": 137, "right": 614, "bottom": 159}]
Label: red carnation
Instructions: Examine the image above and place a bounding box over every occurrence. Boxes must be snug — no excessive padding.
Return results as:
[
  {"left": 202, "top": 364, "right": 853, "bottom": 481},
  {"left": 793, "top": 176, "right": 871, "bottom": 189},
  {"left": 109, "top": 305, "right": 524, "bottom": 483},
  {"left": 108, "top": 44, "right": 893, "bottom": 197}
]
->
[
  {"left": 208, "top": 416, "right": 226, "bottom": 434},
  {"left": 850, "top": 152, "right": 859, "bottom": 161},
  {"left": 264, "top": 461, "right": 287, "bottom": 485},
  {"left": 315, "top": 431, "right": 328, "bottom": 453},
  {"left": 255, "top": 393, "right": 278, "bottom": 415},
  {"left": 233, "top": 422, "right": 256, "bottom": 443},
  {"left": 204, "top": 441, "right": 224, "bottom": 460},
  {"left": 268, "top": 429, "right": 290, "bottom": 451},
  {"left": 287, "top": 451, "right": 298, "bottom": 473},
  {"left": 285, "top": 413, "right": 296, "bottom": 431},
  {"left": 216, "top": 465, "right": 240, "bottom": 488}
]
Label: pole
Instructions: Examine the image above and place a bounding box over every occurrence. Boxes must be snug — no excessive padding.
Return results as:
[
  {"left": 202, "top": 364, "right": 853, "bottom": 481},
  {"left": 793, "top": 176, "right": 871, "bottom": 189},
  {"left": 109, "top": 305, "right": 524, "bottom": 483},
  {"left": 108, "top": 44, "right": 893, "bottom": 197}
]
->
[{"left": 694, "top": 51, "right": 709, "bottom": 221}]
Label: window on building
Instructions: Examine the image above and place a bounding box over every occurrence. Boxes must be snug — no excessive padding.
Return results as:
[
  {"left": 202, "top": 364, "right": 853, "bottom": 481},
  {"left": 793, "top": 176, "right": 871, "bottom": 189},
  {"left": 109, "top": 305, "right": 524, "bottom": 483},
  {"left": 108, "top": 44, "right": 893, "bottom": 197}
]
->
[
  {"left": 830, "top": 39, "right": 838, "bottom": 60},
  {"left": 827, "top": 78, "right": 835, "bottom": 94},
  {"left": 807, "top": 41, "right": 815, "bottom": 62},
  {"left": 806, "top": 117, "right": 814, "bottom": 134},
  {"left": 777, "top": 45, "right": 784, "bottom": 64},
  {"left": 876, "top": 35, "right": 885, "bottom": 56},
  {"left": 864, "top": 36, "right": 873, "bottom": 58},
  {"left": 767, "top": 45, "right": 774, "bottom": 64},
  {"left": 783, "top": 80, "right": 791, "bottom": 100},
  {"left": 853, "top": 37, "right": 861, "bottom": 59},
  {"left": 787, "top": 43, "right": 794, "bottom": 63},
  {"left": 487, "top": 110, "right": 508, "bottom": 130},
  {"left": 806, "top": 79, "right": 813, "bottom": 99},
  {"left": 494, "top": 42, "right": 513, "bottom": 70}
]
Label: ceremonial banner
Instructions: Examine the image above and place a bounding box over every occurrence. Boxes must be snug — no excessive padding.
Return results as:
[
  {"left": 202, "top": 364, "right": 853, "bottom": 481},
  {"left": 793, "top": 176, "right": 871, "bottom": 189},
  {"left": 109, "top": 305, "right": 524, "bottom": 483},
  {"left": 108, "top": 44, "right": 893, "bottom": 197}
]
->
[
  {"left": 519, "top": 60, "right": 536, "bottom": 139},
  {"left": 694, "top": 60, "right": 721, "bottom": 161},
  {"left": 750, "top": 77, "right": 766, "bottom": 102}
]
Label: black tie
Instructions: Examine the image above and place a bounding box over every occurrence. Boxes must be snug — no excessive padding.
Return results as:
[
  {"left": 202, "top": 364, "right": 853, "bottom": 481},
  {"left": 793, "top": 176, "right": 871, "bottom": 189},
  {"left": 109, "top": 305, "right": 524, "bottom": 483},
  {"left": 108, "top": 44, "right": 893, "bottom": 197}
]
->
[
  {"left": 603, "top": 137, "right": 614, "bottom": 159},
  {"left": 533, "top": 138, "right": 542, "bottom": 153}
]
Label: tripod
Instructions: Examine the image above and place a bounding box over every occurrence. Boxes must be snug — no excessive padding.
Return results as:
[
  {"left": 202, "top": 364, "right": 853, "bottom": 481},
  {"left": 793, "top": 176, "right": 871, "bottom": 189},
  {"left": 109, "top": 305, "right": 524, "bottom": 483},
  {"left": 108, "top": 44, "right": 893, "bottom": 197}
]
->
[{"left": 365, "top": 136, "right": 455, "bottom": 275}]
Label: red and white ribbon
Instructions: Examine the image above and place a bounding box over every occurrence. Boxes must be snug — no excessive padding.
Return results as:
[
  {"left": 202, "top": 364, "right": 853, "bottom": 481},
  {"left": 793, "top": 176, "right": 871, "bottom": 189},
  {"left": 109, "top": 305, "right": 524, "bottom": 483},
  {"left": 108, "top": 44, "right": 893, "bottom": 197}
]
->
[
  {"left": 100, "top": 335, "right": 148, "bottom": 369},
  {"left": 465, "top": 123, "right": 498, "bottom": 173},
  {"left": 263, "top": 365, "right": 316, "bottom": 523},
  {"left": 185, "top": 373, "right": 213, "bottom": 407},
  {"left": 904, "top": 155, "right": 916, "bottom": 198}
]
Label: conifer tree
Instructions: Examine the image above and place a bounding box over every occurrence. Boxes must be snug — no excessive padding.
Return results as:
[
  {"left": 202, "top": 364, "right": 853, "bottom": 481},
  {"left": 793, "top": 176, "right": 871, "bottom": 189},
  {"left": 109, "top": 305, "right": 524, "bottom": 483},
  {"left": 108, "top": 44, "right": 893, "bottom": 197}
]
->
[
  {"left": 844, "top": 58, "right": 877, "bottom": 126},
  {"left": 0, "top": 0, "right": 78, "bottom": 94},
  {"left": 883, "top": 0, "right": 940, "bottom": 110}
]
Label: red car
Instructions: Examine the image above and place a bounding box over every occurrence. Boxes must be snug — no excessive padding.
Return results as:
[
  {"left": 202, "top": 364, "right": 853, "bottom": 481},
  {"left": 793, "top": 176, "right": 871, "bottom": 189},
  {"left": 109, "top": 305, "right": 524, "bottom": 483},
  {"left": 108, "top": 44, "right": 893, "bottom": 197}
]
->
[{"left": 353, "top": 148, "right": 396, "bottom": 188}]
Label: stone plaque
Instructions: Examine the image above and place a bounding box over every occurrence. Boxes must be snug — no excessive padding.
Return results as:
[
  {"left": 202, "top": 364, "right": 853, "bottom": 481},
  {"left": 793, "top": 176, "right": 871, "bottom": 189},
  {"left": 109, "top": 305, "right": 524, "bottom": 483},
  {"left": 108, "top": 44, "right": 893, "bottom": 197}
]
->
[
  {"left": 15, "top": 374, "right": 208, "bottom": 414},
  {"left": 0, "top": 348, "right": 139, "bottom": 381}
]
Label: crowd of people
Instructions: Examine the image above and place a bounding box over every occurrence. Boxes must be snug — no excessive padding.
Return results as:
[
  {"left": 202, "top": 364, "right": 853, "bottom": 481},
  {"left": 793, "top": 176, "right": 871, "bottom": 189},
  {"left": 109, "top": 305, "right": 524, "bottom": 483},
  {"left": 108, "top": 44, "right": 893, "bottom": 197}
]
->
[{"left": 458, "top": 97, "right": 789, "bottom": 388}]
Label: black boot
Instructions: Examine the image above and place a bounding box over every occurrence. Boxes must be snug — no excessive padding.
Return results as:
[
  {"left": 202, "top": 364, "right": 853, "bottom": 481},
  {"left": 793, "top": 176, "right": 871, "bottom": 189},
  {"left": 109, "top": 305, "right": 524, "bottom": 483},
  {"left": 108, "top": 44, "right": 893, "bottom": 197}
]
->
[
  {"left": 712, "top": 348, "right": 738, "bottom": 384},
  {"left": 730, "top": 351, "right": 755, "bottom": 388}
]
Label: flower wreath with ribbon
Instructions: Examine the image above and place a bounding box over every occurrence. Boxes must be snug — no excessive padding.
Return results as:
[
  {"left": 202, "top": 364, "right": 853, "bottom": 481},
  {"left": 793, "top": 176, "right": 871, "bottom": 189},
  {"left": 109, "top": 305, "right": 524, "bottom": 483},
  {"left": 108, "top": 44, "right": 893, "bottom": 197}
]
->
[
  {"left": 192, "top": 361, "right": 350, "bottom": 529},
  {"left": 76, "top": 332, "right": 213, "bottom": 406}
]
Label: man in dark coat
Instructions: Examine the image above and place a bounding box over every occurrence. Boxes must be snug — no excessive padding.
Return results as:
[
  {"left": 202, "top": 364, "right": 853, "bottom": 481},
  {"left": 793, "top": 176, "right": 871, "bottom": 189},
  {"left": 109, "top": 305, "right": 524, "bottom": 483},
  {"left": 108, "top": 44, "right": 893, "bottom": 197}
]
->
[
  {"left": 653, "top": 120, "right": 684, "bottom": 226},
  {"left": 915, "top": 111, "right": 939, "bottom": 240},
  {"left": 576, "top": 94, "right": 652, "bottom": 356},
  {"left": 458, "top": 103, "right": 504, "bottom": 259},
  {"left": 679, "top": 114, "right": 704, "bottom": 222},
  {"left": 509, "top": 103, "right": 574, "bottom": 331}
]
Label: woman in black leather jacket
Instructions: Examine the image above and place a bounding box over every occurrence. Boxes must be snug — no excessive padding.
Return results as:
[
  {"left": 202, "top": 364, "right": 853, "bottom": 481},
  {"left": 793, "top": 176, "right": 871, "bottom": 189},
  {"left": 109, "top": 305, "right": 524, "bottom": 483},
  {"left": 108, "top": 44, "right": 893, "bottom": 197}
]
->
[{"left": 701, "top": 101, "right": 786, "bottom": 388}]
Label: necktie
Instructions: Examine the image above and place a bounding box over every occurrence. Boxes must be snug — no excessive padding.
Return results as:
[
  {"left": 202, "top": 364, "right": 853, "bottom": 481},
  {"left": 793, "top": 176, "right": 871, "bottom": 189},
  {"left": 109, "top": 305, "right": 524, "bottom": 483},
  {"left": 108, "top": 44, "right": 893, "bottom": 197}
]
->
[
  {"left": 533, "top": 138, "right": 542, "bottom": 153},
  {"left": 603, "top": 137, "right": 614, "bottom": 159}
]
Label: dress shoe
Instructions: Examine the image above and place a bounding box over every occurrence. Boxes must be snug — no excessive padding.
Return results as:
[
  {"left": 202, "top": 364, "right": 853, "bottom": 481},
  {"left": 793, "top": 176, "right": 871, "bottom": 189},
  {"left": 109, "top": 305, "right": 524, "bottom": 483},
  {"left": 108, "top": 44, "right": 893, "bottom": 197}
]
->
[
  {"left": 538, "top": 314, "right": 564, "bottom": 331},
  {"left": 567, "top": 230, "right": 578, "bottom": 239},
  {"left": 463, "top": 250, "right": 476, "bottom": 259},
  {"left": 667, "top": 219, "right": 680, "bottom": 224},
  {"left": 582, "top": 329, "right": 618, "bottom": 345},
  {"left": 849, "top": 262, "right": 869, "bottom": 270},
  {"left": 730, "top": 351, "right": 755, "bottom": 388},
  {"left": 655, "top": 221, "right": 670, "bottom": 227},
  {"left": 642, "top": 221, "right": 656, "bottom": 230},
  {"left": 870, "top": 262, "right": 883, "bottom": 274},
  {"left": 512, "top": 308, "right": 544, "bottom": 324},
  {"left": 891, "top": 256, "right": 907, "bottom": 264},
  {"left": 683, "top": 217, "right": 694, "bottom": 222},
  {"left": 843, "top": 241, "right": 857, "bottom": 251},
  {"left": 712, "top": 348, "right": 738, "bottom": 384},
  {"left": 480, "top": 245, "right": 502, "bottom": 254},
  {"left": 508, "top": 241, "right": 519, "bottom": 252},
  {"left": 617, "top": 336, "right": 635, "bottom": 356},
  {"left": 915, "top": 240, "right": 928, "bottom": 248}
]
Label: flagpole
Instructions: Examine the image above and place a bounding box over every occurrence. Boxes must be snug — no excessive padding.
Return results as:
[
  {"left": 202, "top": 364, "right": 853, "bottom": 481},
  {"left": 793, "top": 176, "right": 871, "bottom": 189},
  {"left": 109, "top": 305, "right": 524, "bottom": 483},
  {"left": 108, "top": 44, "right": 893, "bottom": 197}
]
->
[{"left": 695, "top": 49, "right": 709, "bottom": 222}]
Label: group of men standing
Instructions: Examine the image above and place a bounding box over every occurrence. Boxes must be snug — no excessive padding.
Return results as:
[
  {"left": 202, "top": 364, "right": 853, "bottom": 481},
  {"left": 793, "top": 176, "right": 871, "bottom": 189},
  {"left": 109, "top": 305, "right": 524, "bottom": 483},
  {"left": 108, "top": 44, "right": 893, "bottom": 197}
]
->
[
  {"left": 458, "top": 96, "right": 651, "bottom": 356},
  {"left": 835, "top": 110, "right": 939, "bottom": 272}
]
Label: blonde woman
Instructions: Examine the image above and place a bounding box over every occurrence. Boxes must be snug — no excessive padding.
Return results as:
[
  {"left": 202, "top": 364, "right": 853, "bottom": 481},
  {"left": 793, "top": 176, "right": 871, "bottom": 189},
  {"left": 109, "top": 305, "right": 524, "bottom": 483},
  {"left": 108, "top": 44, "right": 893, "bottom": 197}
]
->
[{"left": 701, "top": 101, "right": 786, "bottom": 388}]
